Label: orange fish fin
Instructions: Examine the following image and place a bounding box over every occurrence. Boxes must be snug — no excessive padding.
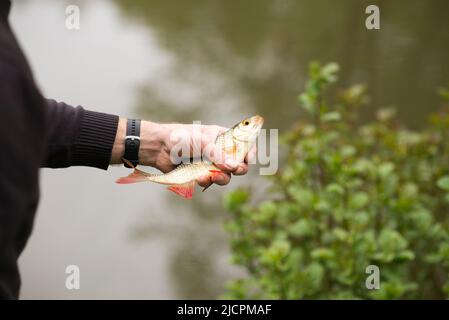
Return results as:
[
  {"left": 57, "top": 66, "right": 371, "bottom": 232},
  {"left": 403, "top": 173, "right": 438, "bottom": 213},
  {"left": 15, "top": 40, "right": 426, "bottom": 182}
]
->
[
  {"left": 167, "top": 181, "right": 195, "bottom": 199},
  {"left": 116, "top": 169, "right": 149, "bottom": 184}
]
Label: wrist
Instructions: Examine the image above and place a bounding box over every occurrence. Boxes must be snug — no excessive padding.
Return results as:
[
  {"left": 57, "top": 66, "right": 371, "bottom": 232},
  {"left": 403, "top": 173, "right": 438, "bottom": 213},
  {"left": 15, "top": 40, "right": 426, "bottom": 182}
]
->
[
  {"left": 111, "top": 118, "right": 168, "bottom": 167},
  {"left": 110, "top": 117, "right": 127, "bottom": 164}
]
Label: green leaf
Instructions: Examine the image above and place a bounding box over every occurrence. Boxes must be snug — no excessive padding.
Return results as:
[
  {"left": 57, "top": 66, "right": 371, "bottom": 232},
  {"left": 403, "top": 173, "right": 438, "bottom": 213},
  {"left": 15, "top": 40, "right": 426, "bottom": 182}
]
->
[
  {"left": 378, "top": 162, "right": 395, "bottom": 178},
  {"left": 261, "top": 240, "right": 291, "bottom": 268},
  {"left": 222, "top": 61, "right": 449, "bottom": 300},
  {"left": 311, "top": 248, "right": 335, "bottom": 260},
  {"left": 411, "top": 209, "right": 433, "bottom": 232},
  {"left": 288, "top": 219, "right": 315, "bottom": 238},
  {"left": 376, "top": 108, "right": 397, "bottom": 122},
  {"left": 401, "top": 183, "right": 418, "bottom": 198},
  {"left": 332, "top": 228, "right": 349, "bottom": 241},
  {"left": 304, "top": 263, "right": 324, "bottom": 290},
  {"left": 349, "top": 192, "right": 369, "bottom": 209},
  {"left": 378, "top": 229, "right": 408, "bottom": 255},
  {"left": 395, "top": 250, "right": 415, "bottom": 262},
  {"left": 341, "top": 145, "right": 356, "bottom": 158},
  {"left": 223, "top": 189, "right": 249, "bottom": 211},
  {"left": 326, "top": 183, "right": 344, "bottom": 195},
  {"left": 252, "top": 201, "right": 277, "bottom": 224},
  {"left": 299, "top": 93, "right": 315, "bottom": 114},
  {"left": 321, "top": 111, "right": 341, "bottom": 122},
  {"left": 437, "top": 176, "right": 449, "bottom": 191},
  {"left": 321, "top": 62, "right": 340, "bottom": 83},
  {"left": 369, "top": 281, "right": 416, "bottom": 299},
  {"left": 287, "top": 186, "right": 314, "bottom": 207}
]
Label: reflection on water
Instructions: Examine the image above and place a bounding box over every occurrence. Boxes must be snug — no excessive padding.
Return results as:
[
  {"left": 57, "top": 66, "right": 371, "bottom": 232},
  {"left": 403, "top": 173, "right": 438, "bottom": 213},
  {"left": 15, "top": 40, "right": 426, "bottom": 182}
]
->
[
  {"left": 130, "top": 209, "right": 232, "bottom": 299},
  {"left": 12, "top": 0, "right": 449, "bottom": 299},
  {"left": 115, "top": 0, "right": 449, "bottom": 129},
  {"left": 129, "top": 196, "right": 242, "bottom": 299}
]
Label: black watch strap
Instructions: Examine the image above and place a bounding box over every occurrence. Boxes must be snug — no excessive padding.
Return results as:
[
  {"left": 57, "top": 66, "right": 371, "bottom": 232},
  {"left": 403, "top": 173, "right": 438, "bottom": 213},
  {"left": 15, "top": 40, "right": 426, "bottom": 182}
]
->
[{"left": 123, "top": 119, "right": 141, "bottom": 168}]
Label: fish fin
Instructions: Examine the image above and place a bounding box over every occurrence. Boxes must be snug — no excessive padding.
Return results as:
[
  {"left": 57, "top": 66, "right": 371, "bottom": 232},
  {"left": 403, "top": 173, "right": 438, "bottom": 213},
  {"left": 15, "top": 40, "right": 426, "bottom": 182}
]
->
[
  {"left": 122, "top": 158, "right": 152, "bottom": 175},
  {"left": 116, "top": 169, "right": 149, "bottom": 184},
  {"left": 168, "top": 181, "right": 195, "bottom": 199},
  {"left": 117, "top": 158, "right": 154, "bottom": 184}
]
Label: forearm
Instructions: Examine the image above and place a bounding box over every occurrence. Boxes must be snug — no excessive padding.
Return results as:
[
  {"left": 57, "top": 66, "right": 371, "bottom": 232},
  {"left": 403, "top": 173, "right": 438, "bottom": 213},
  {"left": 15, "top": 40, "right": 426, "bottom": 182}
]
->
[
  {"left": 110, "top": 118, "right": 170, "bottom": 168},
  {"left": 110, "top": 117, "right": 126, "bottom": 164},
  {"left": 42, "top": 99, "right": 168, "bottom": 170},
  {"left": 42, "top": 99, "right": 119, "bottom": 169}
]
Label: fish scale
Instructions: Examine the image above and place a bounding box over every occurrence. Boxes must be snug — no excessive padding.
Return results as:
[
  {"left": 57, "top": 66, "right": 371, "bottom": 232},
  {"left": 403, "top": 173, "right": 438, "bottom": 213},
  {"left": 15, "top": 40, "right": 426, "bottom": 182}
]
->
[{"left": 144, "top": 162, "right": 219, "bottom": 185}]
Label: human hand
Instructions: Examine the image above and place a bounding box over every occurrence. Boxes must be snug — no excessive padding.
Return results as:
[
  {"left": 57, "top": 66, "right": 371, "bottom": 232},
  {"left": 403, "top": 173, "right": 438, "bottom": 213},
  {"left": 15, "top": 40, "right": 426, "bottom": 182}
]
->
[{"left": 111, "top": 119, "right": 252, "bottom": 188}]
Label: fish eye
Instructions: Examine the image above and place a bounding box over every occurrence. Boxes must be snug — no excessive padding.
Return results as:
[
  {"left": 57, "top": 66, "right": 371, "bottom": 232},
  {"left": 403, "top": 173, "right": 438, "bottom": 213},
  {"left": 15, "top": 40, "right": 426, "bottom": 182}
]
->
[{"left": 243, "top": 120, "right": 250, "bottom": 126}]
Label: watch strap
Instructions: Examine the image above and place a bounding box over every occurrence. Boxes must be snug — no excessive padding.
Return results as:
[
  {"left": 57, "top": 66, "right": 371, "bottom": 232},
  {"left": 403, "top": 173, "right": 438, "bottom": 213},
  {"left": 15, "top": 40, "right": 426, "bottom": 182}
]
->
[{"left": 123, "top": 119, "right": 141, "bottom": 168}]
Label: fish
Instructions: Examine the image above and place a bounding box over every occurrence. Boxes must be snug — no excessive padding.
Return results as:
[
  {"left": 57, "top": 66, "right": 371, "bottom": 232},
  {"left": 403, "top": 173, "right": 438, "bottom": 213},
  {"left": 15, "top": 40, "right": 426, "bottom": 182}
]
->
[{"left": 115, "top": 115, "right": 264, "bottom": 199}]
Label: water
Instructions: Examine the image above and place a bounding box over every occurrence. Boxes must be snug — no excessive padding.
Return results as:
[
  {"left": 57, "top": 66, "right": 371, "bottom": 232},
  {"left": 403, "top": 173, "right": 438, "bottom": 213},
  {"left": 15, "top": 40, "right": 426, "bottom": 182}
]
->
[
  {"left": 115, "top": 0, "right": 449, "bottom": 129},
  {"left": 10, "top": 0, "right": 449, "bottom": 299}
]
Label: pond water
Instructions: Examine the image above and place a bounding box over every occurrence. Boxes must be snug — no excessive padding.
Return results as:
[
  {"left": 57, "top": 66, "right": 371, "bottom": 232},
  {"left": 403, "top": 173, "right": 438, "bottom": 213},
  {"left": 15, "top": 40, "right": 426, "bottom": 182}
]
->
[{"left": 11, "top": 0, "right": 449, "bottom": 299}]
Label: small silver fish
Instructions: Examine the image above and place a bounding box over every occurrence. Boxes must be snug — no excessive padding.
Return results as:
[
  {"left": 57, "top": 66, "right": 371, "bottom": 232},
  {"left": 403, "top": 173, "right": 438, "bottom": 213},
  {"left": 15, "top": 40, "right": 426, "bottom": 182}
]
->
[{"left": 116, "top": 115, "right": 264, "bottom": 199}]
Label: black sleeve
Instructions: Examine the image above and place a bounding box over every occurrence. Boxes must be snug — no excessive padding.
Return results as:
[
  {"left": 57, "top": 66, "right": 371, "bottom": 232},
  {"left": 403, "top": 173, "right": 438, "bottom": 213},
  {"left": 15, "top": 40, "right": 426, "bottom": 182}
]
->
[
  {"left": 0, "top": 58, "right": 43, "bottom": 300},
  {"left": 0, "top": 0, "right": 120, "bottom": 299},
  {"left": 42, "top": 99, "right": 119, "bottom": 170}
]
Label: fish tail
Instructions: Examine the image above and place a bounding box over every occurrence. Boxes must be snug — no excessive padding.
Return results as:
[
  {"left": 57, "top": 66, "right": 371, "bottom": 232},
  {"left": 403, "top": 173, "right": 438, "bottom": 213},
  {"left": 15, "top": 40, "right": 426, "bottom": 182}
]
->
[
  {"left": 116, "top": 158, "right": 152, "bottom": 184},
  {"left": 115, "top": 170, "right": 149, "bottom": 184}
]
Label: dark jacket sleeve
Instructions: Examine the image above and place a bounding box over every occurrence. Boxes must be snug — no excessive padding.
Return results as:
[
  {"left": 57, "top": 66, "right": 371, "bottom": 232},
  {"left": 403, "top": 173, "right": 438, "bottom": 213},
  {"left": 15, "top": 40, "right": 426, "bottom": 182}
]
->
[{"left": 42, "top": 99, "right": 119, "bottom": 170}]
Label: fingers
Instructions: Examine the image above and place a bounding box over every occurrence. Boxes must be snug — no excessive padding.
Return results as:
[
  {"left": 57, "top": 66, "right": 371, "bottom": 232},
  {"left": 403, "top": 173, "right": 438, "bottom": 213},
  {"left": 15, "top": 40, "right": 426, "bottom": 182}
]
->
[
  {"left": 197, "top": 175, "right": 213, "bottom": 189},
  {"left": 170, "top": 123, "right": 254, "bottom": 189},
  {"left": 233, "top": 163, "right": 249, "bottom": 176},
  {"left": 214, "top": 160, "right": 236, "bottom": 172},
  {"left": 213, "top": 142, "right": 253, "bottom": 176},
  {"left": 197, "top": 171, "right": 231, "bottom": 188},
  {"left": 214, "top": 161, "right": 248, "bottom": 175}
]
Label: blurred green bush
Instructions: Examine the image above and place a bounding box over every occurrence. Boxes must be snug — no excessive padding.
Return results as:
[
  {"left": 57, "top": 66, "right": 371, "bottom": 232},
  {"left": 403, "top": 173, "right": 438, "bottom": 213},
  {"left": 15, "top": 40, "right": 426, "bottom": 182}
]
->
[{"left": 223, "top": 62, "right": 449, "bottom": 299}]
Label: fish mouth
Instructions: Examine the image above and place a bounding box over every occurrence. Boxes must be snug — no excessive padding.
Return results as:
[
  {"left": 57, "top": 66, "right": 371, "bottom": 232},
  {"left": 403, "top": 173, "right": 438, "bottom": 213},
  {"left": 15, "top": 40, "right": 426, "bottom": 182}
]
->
[{"left": 252, "top": 115, "right": 264, "bottom": 127}]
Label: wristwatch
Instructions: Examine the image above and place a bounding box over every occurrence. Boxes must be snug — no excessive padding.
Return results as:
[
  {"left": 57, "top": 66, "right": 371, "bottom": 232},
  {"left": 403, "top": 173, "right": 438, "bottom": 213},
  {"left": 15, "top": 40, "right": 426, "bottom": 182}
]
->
[{"left": 123, "top": 119, "right": 141, "bottom": 168}]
